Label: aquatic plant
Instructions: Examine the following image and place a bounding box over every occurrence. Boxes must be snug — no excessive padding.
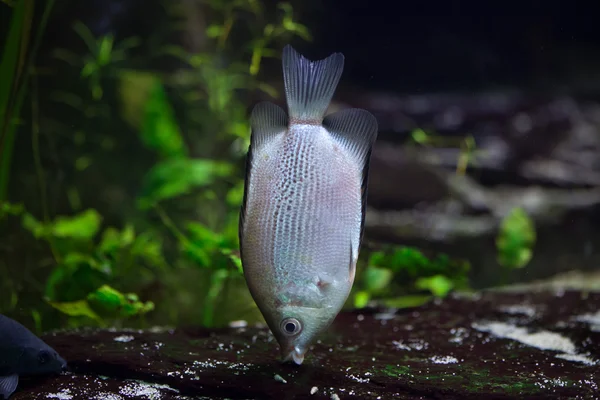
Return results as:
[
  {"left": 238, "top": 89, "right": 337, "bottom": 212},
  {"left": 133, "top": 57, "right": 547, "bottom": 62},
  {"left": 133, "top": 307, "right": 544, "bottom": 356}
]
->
[
  {"left": 353, "top": 246, "right": 472, "bottom": 309},
  {"left": 0, "top": 0, "right": 538, "bottom": 332},
  {"left": 0, "top": 0, "right": 55, "bottom": 200},
  {"left": 0, "top": 0, "right": 312, "bottom": 331}
]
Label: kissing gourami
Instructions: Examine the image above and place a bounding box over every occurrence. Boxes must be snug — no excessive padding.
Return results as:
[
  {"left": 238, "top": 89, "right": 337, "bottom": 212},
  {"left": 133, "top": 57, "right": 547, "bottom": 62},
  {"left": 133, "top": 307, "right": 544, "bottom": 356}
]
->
[{"left": 239, "top": 45, "right": 378, "bottom": 364}]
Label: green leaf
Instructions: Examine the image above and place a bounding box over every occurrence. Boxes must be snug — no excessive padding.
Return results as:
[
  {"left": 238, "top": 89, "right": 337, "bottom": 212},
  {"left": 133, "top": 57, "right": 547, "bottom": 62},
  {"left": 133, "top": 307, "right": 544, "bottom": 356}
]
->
[
  {"left": 206, "top": 24, "right": 223, "bottom": 38},
  {"left": 47, "top": 299, "right": 103, "bottom": 323},
  {"left": 140, "top": 81, "right": 187, "bottom": 159},
  {"left": 226, "top": 181, "right": 245, "bottom": 207},
  {"left": 353, "top": 290, "right": 370, "bottom": 309},
  {"left": 21, "top": 212, "right": 47, "bottom": 238},
  {"left": 44, "top": 258, "right": 111, "bottom": 302},
  {"left": 220, "top": 248, "right": 242, "bottom": 274},
  {"left": 415, "top": 274, "right": 454, "bottom": 298},
  {"left": 181, "top": 240, "right": 210, "bottom": 267},
  {"left": 51, "top": 209, "right": 102, "bottom": 239},
  {"left": 130, "top": 232, "right": 164, "bottom": 267},
  {"left": 411, "top": 128, "right": 430, "bottom": 145},
  {"left": 389, "top": 247, "right": 429, "bottom": 275},
  {"left": 382, "top": 295, "right": 432, "bottom": 309},
  {"left": 364, "top": 266, "right": 393, "bottom": 292},
  {"left": 138, "top": 158, "right": 234, "bottom": 208},
  {"left": 87, "top": 284, "right": 154, "bottom": 319},
  {"left": 0, "top": 201, "right": 24, "bottom": 218},
  {"left": 99, "top": 225, "right": 135, "bottom": 254},
  {"left": 496, "top": 207, "right": 536, "bottom": 269}
]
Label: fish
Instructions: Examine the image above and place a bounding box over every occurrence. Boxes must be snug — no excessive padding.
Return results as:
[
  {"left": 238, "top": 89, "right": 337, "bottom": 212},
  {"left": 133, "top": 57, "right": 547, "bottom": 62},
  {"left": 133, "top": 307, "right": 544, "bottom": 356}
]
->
[
  {"left": 0, "top": 314, "right": 67, "bottom": 399},
  {"left": 239, "top": 45, "right": 378, "bottom": 365}
]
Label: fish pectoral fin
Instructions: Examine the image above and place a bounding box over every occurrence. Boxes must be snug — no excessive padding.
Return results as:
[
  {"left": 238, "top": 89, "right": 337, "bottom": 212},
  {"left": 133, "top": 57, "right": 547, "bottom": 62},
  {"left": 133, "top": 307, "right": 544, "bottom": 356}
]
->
[
  {"left": 323, "top": 108, "right": 378, "bottom": 167},
  {"left": 249, "top": 101, "right": 288, "bottom": 149},
  {"left": 240, "top": 101, "right": 288, "bottom": 250},
  {"left": 0, "top": 374, "right": 19, "bottom": 399},
  {"left": 324, "top": 108, "right": 378, "bottom": 243}
]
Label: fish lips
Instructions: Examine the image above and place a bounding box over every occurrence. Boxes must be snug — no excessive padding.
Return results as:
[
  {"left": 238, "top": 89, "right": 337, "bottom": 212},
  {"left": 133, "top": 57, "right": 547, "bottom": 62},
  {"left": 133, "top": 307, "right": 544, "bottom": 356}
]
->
[{"left": 281, "top": 346, "right": 306, "bottom": 365}]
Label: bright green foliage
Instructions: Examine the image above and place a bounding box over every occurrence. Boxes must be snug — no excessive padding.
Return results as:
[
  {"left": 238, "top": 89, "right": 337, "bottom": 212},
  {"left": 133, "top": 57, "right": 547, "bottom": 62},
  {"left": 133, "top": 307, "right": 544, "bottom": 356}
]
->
[
  {"left": 496, "top": 207, "right": 536, "bottom": 269},
  {"left": 48, "top": 285, "right": 154, "bottom": 325},
  {"left": 0, "top": 0, "right": 312, "bottom": 331},
  {"left": 138, "top": 158, "right": 235, "bottom": 209},
  {"left": 87, "top": 285, "right": 155, "bottom": 319},
  {"left": 140, "top": 81, "right": 188, "bottom": 159},
  {"left": 1, "top": 204, "right": 162, "bottom": 326},
  {"left": 415, "top": 275, "right": 455, "bottom": 297},
  {"left": 353, "top": 246, "right": 471, "bottom": 308}
]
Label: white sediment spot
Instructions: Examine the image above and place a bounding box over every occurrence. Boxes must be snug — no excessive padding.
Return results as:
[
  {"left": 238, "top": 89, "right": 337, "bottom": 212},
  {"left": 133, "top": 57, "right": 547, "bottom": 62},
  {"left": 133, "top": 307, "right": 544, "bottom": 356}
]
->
[
  {"left": 119, "top": 380, "right": 179, "bottom": 398},
  {"left": 46, "top": 389, "right": 73, "bottom": 399},
  {"left": 429, "top": 355, "right": 458, "bottom": 364},
  {"left": 228, "top": 320, "right": 248, "bottom": 328},
  {"left": 391, "top": 339, "right": 429, "bottom": 351},
  {"left": 347, "top": 373, "right": 370, "bottom": 383},
  {"left": 573, "top": 311, "right": 600, "bottom": 332},
  {"left": 310, "top": 386, "right": 318, "bottom": 395},
  {"left": 113, "top": 335, "right": 135, "bottom": 343},
  {"left": 498, "top": 304, "right": 538, "bottom": 318},
  {"left": 472, "top": 321, "right": 598, "bottom": 366},
  {"left": 92, "top": 394, "right": 123, "bottom": 400}
]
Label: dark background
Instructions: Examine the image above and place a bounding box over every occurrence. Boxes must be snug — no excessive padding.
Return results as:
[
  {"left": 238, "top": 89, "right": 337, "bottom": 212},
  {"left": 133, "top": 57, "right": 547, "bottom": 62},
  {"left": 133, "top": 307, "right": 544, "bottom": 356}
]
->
[{"left": 16, "top": 0, "right": 600, "bottom": 94}]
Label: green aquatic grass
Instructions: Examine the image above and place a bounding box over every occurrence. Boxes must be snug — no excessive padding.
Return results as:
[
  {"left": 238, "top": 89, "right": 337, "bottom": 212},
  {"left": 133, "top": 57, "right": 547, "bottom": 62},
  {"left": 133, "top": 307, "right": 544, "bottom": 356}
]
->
[{"left": 0, "top": 0, "right": 55, "bottom": 201}]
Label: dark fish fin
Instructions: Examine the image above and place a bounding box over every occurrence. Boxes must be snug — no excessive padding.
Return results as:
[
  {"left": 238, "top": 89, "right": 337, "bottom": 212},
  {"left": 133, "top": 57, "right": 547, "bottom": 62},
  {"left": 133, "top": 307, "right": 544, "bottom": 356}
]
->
[
  {"left": 323, "top": 108, "right": 378, "bottom": 242},
  {"left": 282, "top": 45, "right": 344, "bottom": 123},
  {"left": 0, "top": 374, "right": 18, "bottom": 399},
  {"left": 238, "top": 101, "right": 288, "bottom": 256}
]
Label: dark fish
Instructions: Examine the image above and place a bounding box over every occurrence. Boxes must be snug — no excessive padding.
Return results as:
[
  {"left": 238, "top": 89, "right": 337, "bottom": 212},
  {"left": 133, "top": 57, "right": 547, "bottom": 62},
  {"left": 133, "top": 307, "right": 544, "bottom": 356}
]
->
[{"left": 0, "top": 314, "right": 67, "bottom": 399}]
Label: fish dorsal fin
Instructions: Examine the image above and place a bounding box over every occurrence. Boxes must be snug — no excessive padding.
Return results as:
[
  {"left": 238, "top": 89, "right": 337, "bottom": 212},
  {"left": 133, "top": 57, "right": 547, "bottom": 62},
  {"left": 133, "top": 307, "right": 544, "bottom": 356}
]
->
[
  {"left": 239, "top": 101, "right": 288, "bottom": 255},
  {"left": 282, "top": 45, "right": 344, "bottom": 124},
  {"left": 324, "top": 108, "right": 378, "bottom": 243},
  {"left": 0, "top": 374, "right": 19, "bottom": 399}
]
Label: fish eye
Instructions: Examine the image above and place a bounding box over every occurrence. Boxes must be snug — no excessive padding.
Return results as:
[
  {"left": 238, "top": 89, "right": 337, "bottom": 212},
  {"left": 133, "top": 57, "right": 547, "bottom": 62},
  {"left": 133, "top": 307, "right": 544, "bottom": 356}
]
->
[
  {"left": 38, "top": 350, "right": 51, "bottom": 364},
  {"left": 280, "top": 318, "right": 302, "bottom": 336}
]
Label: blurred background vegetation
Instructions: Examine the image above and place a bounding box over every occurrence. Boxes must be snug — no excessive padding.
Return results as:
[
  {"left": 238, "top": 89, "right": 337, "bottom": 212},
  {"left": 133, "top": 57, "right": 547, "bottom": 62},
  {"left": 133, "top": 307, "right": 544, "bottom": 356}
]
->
[{"left": 1, "top": 0, "right": 592, "bottom": 334}]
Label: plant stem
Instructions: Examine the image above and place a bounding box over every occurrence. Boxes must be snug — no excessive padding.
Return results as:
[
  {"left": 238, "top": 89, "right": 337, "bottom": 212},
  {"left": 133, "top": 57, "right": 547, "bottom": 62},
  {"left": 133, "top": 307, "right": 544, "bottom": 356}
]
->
[{"left": 0, "top": 0, "right": 55, "bottom": 201}]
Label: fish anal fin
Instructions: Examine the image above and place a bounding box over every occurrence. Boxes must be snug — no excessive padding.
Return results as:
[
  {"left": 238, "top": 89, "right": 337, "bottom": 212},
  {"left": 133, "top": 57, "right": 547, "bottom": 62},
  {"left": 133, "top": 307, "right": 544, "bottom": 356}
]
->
[{"left": 0, "top": 374, "right": 19, "bottom": 399}]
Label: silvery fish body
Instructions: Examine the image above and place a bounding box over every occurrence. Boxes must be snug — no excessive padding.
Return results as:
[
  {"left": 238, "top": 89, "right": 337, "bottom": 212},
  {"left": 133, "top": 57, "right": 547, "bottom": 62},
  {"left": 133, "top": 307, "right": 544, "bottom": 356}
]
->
[
  {"left": 239, "top": 45, "right": 378, "bottom": 364},
  {"left": 0, "top": 314, "right": 67, "bottom": 399}
]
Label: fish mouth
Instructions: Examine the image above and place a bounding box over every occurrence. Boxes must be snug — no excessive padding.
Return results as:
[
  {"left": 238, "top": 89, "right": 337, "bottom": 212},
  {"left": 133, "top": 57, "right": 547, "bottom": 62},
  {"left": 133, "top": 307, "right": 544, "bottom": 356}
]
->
[{"left": 281, "top": 346, "right": 306, "bottom": 365}]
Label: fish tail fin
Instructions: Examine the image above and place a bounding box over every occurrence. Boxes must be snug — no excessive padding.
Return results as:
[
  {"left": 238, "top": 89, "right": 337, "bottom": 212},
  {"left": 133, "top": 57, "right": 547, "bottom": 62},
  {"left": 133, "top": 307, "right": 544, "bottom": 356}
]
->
[{"left": 282, "top": 45, "right": 344, "bottom": 124}]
